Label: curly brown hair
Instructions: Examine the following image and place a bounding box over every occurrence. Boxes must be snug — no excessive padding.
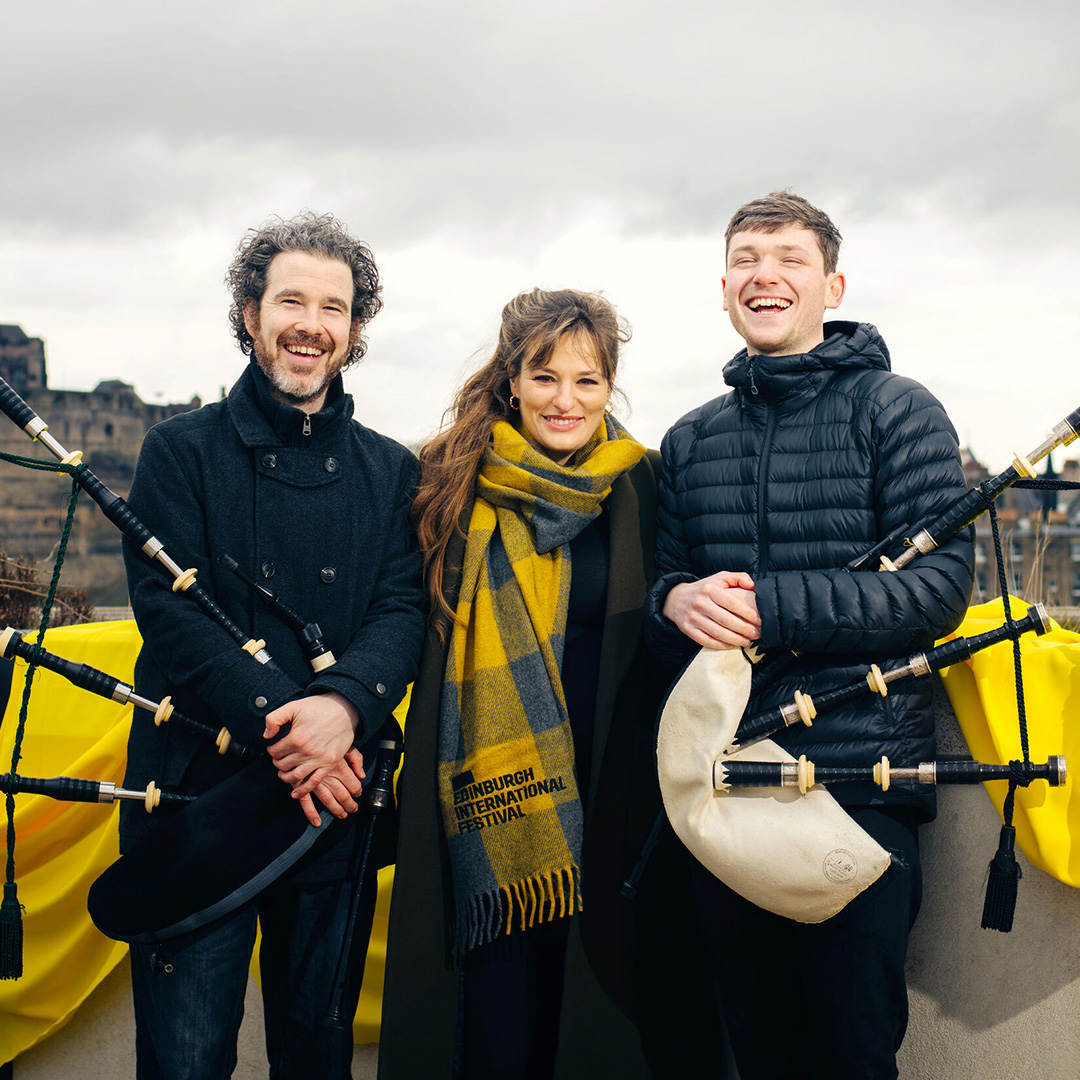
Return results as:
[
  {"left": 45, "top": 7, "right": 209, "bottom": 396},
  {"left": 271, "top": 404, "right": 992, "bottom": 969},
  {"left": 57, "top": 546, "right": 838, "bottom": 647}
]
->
[
  {"left": 225, "top": 211, "right": 382, "bottom": 366},
  {"left": 415, "top": 288, "right": 630, "bottom": 629}
]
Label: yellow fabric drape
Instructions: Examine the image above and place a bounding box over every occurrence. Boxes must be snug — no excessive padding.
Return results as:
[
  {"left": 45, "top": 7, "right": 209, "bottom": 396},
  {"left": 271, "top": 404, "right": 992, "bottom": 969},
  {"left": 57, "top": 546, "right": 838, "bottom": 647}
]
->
[
  {"left": 0, "top": 621, "right": 400, "bottom": 1061},
  {"left": 939, "top": 597, "right": 1080, "bottom": 888}
]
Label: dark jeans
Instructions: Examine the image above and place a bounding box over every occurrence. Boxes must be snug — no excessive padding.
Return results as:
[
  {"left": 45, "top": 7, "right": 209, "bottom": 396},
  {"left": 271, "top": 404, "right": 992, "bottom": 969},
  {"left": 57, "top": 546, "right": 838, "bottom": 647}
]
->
[
  {"left": 130, "top": 857, "right": 378, "bottom": 1080},
  {"left": 692, "top": 807, "right": 922, "bottom": 1080}
]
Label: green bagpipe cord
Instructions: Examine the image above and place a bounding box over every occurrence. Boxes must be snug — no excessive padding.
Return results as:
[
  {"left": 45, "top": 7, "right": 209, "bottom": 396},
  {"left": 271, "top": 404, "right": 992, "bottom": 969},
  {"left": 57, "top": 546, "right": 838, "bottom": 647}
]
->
[{"left": 0, "top": 453, "right": 84, "bottom": 978}]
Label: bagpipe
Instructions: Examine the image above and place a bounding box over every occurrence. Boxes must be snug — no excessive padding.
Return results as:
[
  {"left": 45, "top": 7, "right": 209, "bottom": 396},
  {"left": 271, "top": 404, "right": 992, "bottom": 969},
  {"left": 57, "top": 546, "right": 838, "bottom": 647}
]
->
[
  {"left": 0, "top": 375, "right": 393, "bottom": 975},
  {"left": 654, "top": 404, "right": 1080, "bottom": 930}
]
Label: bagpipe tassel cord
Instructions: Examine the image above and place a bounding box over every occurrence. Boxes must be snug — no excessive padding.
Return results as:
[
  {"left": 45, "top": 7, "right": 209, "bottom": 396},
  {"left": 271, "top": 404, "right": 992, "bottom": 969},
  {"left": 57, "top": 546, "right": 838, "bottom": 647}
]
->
[
  {"left": 980, "top": 500, "right": 1033, "bottom": 933},
  {"left": 0, "top": 459, "right": 82, "bottom": 977}
]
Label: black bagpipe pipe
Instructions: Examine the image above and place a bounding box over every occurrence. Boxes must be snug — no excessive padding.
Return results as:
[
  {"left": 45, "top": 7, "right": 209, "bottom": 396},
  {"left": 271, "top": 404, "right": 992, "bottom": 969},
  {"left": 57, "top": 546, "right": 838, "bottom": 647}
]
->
[
  {"left": 713, "top": 754, "right": 1067, "bottom": 794},
  {"left": 0, "top": 771, "right": 195, "bottom": 811},
  {"left": 851, "top": 402, "right": 1080, "bottom": 573},
  {"left": 0, "top": 375, "right": 393, "bottom": 945},
  {"left": 732, "top": 603, "right": 1052, "bottom": 752},
  {"left": 743, "top": 404, "right": 1080, "bottom": 690},
  {"left": 0, "top": 374, "right": 276, "bottom": 669},
  {"left": 218, "top": 554, "right": 335, "bottom": 673},
  {"left": 0, "top": 626, "right": 250, "bottom": 759}
]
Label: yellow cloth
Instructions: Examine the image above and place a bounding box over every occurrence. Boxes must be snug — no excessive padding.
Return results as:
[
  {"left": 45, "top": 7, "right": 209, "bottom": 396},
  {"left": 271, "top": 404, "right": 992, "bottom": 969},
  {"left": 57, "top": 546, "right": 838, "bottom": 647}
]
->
[
  {"left": 0, "top": 621, "right": 401, "bottom": 1061},
  {"left": 939, "top": 597, "right": 1080, "bottom": 888}
]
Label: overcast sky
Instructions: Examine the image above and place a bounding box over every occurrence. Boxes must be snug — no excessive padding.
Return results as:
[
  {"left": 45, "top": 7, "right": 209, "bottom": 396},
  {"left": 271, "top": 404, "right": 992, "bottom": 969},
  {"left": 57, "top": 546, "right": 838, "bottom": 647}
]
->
[{"left": 2, "top": 0, "right": 1078, "bottom": 472}]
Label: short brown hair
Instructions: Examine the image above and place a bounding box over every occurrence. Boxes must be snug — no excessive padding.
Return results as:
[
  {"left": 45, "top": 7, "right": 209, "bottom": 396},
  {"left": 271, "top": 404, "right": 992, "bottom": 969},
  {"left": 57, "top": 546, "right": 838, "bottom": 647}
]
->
[{"left": 725, "top": 191, "right": 843, "bottom": 273}]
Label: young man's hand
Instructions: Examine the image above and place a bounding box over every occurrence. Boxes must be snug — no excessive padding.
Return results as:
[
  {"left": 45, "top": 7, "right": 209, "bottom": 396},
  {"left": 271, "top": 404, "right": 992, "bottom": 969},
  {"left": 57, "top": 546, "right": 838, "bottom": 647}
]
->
[{"left": 663, "top": 571, "right": 761, "bottom": 649}]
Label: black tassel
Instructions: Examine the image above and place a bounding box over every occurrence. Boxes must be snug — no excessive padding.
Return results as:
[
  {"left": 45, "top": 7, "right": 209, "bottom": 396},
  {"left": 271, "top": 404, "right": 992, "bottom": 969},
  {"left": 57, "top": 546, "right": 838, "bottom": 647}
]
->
[
  {"left": 981, "top": 824, "right": 1022, "bottom": 932},
  {"left": 0, "top": 880, "right": 24, "bottom": 979}
]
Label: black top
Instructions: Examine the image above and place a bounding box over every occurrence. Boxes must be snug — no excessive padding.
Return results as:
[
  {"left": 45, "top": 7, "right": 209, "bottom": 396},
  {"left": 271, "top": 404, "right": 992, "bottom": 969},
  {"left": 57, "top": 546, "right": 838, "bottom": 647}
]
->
[{"left": 563, "top": 510, "right": 610, "bottom": 802}]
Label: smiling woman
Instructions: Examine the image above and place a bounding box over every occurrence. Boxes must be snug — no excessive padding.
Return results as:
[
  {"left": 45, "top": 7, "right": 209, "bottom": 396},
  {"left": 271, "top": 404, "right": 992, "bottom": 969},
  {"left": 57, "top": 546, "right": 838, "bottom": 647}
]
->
[{"left": 379, "top": 288, "right": 727, "bottom": 1079}]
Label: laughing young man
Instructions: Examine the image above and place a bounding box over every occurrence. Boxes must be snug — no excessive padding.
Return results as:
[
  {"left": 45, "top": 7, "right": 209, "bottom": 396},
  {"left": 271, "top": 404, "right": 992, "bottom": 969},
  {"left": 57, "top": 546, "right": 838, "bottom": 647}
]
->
[
  {"left": 645, "top": 192, "right": 973, "bottom": 1079},
  {"left": 120, "top": 213, "right": 424, "bottom": 1079}
]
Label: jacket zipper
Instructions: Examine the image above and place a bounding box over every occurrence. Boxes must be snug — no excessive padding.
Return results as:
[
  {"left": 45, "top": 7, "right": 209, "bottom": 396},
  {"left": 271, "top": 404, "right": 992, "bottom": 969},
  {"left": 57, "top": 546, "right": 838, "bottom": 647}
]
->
[
  {"left": 302, "top": 415, "right": 311, "bottom": 437},
  {"left": 748, "top": 356, "right": 759, "bottom": 396},
  {"left": 755, "top": 403, "right": 776, "bottom": 575}
]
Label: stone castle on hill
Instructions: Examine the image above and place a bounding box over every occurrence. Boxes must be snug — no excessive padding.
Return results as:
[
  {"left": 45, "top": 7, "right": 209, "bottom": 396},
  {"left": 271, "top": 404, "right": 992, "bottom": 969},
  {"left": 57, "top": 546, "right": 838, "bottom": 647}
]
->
[{"left": 0, "top": 324, "right": 200, "bottom": 607}]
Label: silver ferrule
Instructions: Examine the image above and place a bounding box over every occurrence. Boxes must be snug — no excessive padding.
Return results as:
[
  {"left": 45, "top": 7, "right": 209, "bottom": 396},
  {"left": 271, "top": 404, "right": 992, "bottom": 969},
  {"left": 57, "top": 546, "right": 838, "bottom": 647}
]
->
[
  {"left": 110, "top": 681, "right": 134, "bottom": 704},
  {"left": 884, "top": 661, "right": 915, "bottom": 683},
  {"left": 128, "top": 691, "right": 159, "bottom": 712},
  {"left": 97, "top": 781, "right": 118, "bottom": 803},
  {"left": 253, "top": 648, "right": 272, "bottom": 665},
  {"left": 907, "top": 654, "right": 931, "bottom": 679},
  {"left": 779, "top": 762, "right": 799, "bottom": 787},
  {"left": 780, "top": 702, "right": 801, "bottom": 727},
  {"left": 142, "top": 536, "right": 165, "bottom": 560},
  {"left": 35, "top": 428, "right": 68, "bottom": 459},
  {"left": 156, "top": 550, "right": 184, "bottom": 577}
]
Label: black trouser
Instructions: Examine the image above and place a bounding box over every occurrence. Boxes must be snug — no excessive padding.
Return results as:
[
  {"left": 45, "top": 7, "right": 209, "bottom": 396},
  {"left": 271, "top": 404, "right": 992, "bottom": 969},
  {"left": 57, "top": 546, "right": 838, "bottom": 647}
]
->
[
  {"left": 460, "top": 917, "right": 571, "bottom": 1080},
  {"left": 692, "top": 807, "right": 922, "bottom": 1080}
]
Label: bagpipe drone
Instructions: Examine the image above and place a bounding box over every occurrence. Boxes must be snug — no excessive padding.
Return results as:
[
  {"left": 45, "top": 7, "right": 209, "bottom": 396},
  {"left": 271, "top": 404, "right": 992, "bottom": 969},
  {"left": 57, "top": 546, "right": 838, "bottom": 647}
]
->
[
  {"left": 653, "top": 404, "right": 1080, "bottom": 931},
  {"left": 0, "top": 375, "right": 397, "bottom": 976}
]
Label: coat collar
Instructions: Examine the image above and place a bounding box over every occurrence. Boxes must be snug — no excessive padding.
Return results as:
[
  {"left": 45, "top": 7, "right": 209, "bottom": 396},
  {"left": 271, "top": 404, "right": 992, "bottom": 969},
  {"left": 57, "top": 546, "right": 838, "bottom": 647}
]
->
[{"left": 227, "top": 362, "right": 352, "bottom": 449}]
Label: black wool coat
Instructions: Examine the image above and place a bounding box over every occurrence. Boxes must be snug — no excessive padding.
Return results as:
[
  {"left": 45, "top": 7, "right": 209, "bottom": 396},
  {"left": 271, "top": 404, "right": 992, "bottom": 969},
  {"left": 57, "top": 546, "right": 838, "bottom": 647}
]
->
[
  {"left": 119, "top": 363, "right": 425, "bottom": 869},
  {"left": 645, "top": 322, "right": 975, "bottom": 819},
  {"left": 378, "top": 452, "right": 731, "bottom": 1079}
]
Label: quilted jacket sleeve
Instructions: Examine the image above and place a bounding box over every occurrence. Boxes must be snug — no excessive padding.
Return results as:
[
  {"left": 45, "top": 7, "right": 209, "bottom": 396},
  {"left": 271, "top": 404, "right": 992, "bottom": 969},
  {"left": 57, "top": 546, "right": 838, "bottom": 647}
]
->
[
  {"left": 753, "top": 384, "right": 974, "bottom": 656},
  {"left": 644, "top": 419, "right": 705, "bottom": 670}
]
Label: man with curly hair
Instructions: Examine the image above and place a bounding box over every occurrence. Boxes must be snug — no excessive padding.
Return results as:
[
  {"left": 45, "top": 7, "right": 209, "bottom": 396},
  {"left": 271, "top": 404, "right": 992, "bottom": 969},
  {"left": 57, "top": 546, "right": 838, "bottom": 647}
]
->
[{"left": 119, "top": 213, "right": 425, "bottom": 1078}]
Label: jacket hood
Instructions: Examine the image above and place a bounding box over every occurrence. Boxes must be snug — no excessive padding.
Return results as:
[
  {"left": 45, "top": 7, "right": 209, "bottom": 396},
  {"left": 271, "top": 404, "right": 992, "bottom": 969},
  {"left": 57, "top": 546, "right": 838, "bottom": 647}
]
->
[{"left": 723, "top": 321, "right": 891, "bottom": 399}]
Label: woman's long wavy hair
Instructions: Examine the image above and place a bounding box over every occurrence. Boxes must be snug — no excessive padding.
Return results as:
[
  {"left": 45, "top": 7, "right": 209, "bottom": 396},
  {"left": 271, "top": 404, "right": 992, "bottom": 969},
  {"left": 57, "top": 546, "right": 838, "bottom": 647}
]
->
[{"left": 415, "top": 287, "right": 630, "bottom": 630}]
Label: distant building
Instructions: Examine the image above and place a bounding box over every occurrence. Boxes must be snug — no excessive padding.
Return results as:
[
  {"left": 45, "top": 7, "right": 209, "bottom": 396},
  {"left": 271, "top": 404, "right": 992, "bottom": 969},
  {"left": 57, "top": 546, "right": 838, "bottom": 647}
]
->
[
  {"left": 961, "top": 448, "right": 1080, "bottom": 616},
  {"left": 0, "top": 326, "right": 200, "bottom": 607},
  {"left": 0, "top": 324, "right": 47, "bottom": 395}
]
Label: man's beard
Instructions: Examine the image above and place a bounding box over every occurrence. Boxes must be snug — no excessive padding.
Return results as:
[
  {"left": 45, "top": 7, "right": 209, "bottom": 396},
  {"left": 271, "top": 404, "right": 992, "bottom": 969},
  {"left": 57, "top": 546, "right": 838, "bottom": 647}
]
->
[{"left": 251, "top": 332, "right": 347, "bottom": 407}]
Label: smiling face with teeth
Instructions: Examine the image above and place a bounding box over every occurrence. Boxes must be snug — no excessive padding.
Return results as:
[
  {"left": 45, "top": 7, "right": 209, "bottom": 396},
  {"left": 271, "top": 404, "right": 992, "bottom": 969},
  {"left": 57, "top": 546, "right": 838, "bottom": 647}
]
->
[
  {"left": 722, "top": 225, "right": 845, "bottom": 357},
  {"left": 509, "top": 331, "right": 611, "bottom": 466},
  {"left": 243, "top": 250, "right": 359, "bottom": 413}
]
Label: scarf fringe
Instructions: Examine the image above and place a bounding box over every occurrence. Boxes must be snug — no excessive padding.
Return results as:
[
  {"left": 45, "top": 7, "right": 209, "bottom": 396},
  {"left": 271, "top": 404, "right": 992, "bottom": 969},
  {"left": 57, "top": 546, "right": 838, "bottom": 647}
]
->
[{"left": 454, "top": 865, "right": 583, "bottom": 955}]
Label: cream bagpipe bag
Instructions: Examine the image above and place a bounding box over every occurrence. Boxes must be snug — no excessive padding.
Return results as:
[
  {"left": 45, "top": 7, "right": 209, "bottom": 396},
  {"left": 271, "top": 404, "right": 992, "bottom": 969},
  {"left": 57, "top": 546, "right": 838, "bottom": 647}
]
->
[{"left": 656, "top": 647, "right": 891, "bottom": 923}]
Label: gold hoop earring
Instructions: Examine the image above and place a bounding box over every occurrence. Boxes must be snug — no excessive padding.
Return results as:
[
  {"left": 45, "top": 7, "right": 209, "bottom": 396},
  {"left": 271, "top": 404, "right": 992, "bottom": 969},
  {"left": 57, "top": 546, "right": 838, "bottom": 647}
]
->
[{"left": 509, "top": 394, "right": 519, "bottom": 410}]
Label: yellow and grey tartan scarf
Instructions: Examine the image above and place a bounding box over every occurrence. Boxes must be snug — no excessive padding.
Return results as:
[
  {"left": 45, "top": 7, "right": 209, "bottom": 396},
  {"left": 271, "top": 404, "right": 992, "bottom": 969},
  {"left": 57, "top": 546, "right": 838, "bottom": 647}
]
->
[{"left": 438, "top": 416, "right": 646, "bottom": 953}]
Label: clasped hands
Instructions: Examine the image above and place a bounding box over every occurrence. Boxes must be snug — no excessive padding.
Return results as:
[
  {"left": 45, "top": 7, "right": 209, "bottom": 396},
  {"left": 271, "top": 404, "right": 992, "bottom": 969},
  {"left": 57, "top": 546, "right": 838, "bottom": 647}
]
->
[
  {"left": 263, "top": 691, "right": 365, "bottom": 826},
  {"left": 663, "top": 570, "right": 761, "bottom": 650}
]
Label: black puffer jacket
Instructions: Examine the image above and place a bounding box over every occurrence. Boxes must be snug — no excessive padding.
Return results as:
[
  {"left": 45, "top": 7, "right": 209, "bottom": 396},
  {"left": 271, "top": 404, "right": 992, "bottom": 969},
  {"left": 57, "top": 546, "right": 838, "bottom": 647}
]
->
[{"left": 645, "top": 322, "right": 974, "bottom": 819}]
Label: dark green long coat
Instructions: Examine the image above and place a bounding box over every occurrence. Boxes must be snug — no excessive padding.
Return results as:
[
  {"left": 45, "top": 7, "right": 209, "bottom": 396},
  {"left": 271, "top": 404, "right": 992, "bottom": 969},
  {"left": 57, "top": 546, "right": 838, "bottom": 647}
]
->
[{"left": 378, "top": 454, "right": 730, "bottom": 1079}]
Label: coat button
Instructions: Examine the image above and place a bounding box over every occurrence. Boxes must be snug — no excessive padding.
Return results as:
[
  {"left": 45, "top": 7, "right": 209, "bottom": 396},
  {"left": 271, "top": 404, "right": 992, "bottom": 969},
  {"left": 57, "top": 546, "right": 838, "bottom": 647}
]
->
[
  {"left": 376, "top": 683, "right": 387, "bottom": 696},
  {"left": 320, "top": 566, "right": 336, "bottom": 583},
  {"left": 324, "top": 457, "right": 339, "bottom": 473},
  {"left": 254, "top": 696, "right": 268, "bottom": 709},
  {"left": 261, "top": 562, "right": 275, "bottom": 578},
  {"left": 262, "top": 453, "right": 277, "bottom": 468}
]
